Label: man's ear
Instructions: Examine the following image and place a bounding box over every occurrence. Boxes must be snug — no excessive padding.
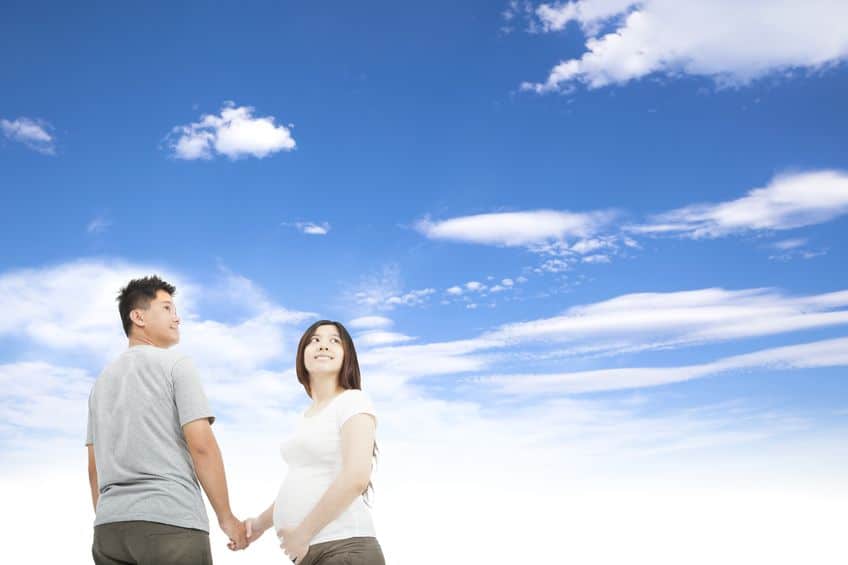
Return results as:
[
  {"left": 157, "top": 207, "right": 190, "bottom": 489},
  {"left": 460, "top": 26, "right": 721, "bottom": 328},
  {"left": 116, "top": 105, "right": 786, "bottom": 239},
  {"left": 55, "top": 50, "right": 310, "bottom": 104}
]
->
[{"left": 129, "top": 309, "right": 146, "bottom": 328}]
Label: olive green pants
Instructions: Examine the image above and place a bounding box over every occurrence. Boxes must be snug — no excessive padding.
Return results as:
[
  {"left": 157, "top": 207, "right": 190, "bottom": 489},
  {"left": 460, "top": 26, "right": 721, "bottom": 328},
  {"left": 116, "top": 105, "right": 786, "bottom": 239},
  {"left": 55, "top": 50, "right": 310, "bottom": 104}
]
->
[
  {"left": 299, "top": 536, "right": 385, "bottom": 565},
  {"left": 92, "top": 520, "right": 212, "bottom": 565}
]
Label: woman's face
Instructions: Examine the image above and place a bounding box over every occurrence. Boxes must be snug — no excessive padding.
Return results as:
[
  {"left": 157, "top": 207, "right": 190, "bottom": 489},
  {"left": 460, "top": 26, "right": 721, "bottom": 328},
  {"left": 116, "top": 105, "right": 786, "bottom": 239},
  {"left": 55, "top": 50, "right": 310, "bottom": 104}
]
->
[{"left": 303, "top": 324, "right": 345, "bottom": 377}]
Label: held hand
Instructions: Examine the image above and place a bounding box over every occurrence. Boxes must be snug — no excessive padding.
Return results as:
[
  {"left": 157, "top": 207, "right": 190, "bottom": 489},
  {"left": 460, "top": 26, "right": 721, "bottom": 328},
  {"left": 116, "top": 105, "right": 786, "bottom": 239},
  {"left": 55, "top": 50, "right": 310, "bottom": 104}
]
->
[
  {"left": 245, "top": 517, "right": 267, "bottom": 544},
  {"left": 278, "top": 527, "right": 310, "bottom": 564},
  {"left": 220, "top": 514, "right": 248, "bottom": 551}
]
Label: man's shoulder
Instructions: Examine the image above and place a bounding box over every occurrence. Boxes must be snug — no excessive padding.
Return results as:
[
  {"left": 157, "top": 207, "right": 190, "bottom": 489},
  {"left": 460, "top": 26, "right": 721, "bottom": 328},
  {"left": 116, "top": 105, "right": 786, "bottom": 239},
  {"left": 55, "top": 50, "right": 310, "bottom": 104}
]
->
[
  {"left": 140, "top": 346, "right": 192, "bottom": 371},
  {"left": 103, "top": 346, "right": 192, "bottom": 376}
]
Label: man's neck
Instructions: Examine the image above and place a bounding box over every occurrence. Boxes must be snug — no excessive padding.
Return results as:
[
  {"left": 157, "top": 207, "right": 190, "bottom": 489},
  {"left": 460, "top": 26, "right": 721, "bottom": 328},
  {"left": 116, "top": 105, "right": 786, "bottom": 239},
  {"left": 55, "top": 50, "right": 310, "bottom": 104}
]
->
[{"left": 128, "top": 334, "right": 160, "bottom": 348}]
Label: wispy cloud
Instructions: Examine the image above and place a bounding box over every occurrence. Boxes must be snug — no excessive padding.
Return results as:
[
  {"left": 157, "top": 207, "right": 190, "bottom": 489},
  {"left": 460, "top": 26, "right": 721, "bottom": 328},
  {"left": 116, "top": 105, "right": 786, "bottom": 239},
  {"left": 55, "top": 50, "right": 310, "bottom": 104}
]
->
[
  {"left": 352, "top": 266, "right": 436, "bottom": 310},
  {"left": 355, "top": 330, "right": 416, "bottom": 347},
  {"left": 358, "top": 285, "right": 848, "bottom": 382},
  {"left": 477, "top": 336, "right": 848, "bottom": 395},
  {"left": 86, "top": 216, "right": 112, "bottom": 234},
  {"left": 1, "top": 117, "right": 55, "bottom": 155},
  {"left": 284, "top": 221, "right": 330, "bottom": 235},
  {"left": 348, "top": 315, "right": 394, "bottom": 330},
  {"left": 627, "top": 171, "right": 848, "bottom": 238},
  {"left": 167, "top": 102, "right": 295, "bottom": 160},
  {"left": 385, "top": 288, "right": 436, "bottom": 307},
  {"left": 488, "top": 287, "right": 848, "bottom": 355},
  {"left": 416, "top": 210, "right": 622, "bottom": 273},
  {"left": 3, "top": 261, "right": 845, "bottom": 565},
  {"left": 416, "top": 209, "right": 613, "bottom": 247},
  {"left": 772, "top": 238, "right": 808, "bottom": 251},
  {"left": 0, "top": 260, "right": 313, "bottom": 367},
  {"left": 0, "top": 362, "right": 90, "bottom": 439},
  {"left": 523, "top": 0, "right": 848, "bottom": 92}
]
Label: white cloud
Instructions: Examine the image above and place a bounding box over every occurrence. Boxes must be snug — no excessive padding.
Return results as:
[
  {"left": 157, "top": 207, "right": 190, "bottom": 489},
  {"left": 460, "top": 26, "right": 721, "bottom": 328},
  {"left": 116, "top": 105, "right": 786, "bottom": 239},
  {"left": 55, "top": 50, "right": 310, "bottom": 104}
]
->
[
  {"left": 348, "top": 316, "right": 394, "bottom": 330},
  {"left": 0, "top": 260, "right": 313, "bottom": 368},
  {"left": 86, "top": 216, "right": 111, "bottom": 234},
  {"left": 355, "top": 330, "right": 416, "bottom": 347},
  {"left": 446, "top": 286, "right": 464, "bottom": 295},
  {"left": 524, "top": 0, "right": 848, "bottom": 92},
  {"left": 489, "top": 287, "right": 848, "bottom": 355},
  {"left": 582, "top": 253, "right": 610, "bottom": 263},
  {"left": 537, "top": 258, "right": 571, "bottom": 273},
  {"left": 3, "top": 262, "right": 848, "bottom": 565},
  {"left": 351, "top": 266, "right": 438, "bottom": 311},
  {"left": 354, "top": 286, "right": 848, "bottom": 370},
  {"left": 168, "top": 102, "right": 295, "bottom": 160},
  {"left": 465, "top": 281, "right": 486, "bottom": 292},
  {"left": 1, "top": 117, "right": 55, "bottom": 154},
  {"left": 385, "top": 288, "right": 435, "bottom": 307},
  {"left": 628, "top": 170, "right": 848, "bottom": 238},
  {"left": 773, "top": 238, "right": 808, "bottom": 251},
  {"left": 293, "top": 222, "right": 330, "bottom": 235},
  {"left": 479, "top": 336, "right": 848, "bottom": 395},
  {"left": 416, "top": 211, "right": 628, "bottom": 274},
  {"left": 359, "top": 337, "right": 497, "bottom": 381},
  {"left": 502, "top": 278, "right": 515, "bottom": 287},
  {"left": 416, "top": 209, "right": 613, "bottom": 246},
  {"left": 571, "top": 236, "right": 617, "bottom": 254},
  {"left": 0, "top": 362, "right": 91, "bottom": 438}
]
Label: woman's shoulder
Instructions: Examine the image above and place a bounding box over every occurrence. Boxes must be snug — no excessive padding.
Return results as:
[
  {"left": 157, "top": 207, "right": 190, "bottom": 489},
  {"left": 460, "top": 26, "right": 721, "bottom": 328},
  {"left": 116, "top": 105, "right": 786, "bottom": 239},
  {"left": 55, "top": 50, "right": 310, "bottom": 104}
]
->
[
  {"left": 336, "top": 388, "right": 374, "bottom": 409},
  {"left": 334, "top": 388, "right": 376, "bottom": 426}
]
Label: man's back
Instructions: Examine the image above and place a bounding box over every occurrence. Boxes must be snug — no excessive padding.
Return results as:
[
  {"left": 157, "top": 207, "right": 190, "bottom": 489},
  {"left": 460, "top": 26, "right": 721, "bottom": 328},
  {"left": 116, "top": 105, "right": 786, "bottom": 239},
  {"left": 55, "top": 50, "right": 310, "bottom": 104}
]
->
[{"left": 86, "top": 345, "right": 213, "bottom": 532}]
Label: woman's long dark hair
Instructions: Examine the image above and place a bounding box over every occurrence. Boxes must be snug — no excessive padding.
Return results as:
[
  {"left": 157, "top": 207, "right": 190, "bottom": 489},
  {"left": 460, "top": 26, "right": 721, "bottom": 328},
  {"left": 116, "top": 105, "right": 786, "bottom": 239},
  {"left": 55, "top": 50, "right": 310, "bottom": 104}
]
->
[{"left": 295, "top": 320, "right": 378, "bottom": 502}]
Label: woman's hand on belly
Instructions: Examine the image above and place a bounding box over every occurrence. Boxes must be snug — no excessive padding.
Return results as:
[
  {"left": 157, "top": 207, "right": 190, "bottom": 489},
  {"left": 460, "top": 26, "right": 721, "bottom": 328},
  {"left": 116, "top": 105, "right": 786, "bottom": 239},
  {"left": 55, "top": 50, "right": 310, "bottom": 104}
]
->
[{"left": 278, "top": 526, "right": 311, "bottom": 564}]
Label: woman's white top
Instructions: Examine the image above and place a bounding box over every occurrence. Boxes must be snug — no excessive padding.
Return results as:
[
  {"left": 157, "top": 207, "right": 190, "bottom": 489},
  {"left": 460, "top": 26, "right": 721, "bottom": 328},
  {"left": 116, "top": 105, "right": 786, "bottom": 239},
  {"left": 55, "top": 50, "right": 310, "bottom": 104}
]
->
[{"left": 273, "top": 389, "right": 377, "bottom": 545}]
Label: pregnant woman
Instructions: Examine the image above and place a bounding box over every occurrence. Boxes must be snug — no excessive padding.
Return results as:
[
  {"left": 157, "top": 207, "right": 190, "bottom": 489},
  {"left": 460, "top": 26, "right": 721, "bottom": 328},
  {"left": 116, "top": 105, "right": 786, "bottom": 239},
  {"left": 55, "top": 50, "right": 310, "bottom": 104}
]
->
[{"left": 241, "top": 320, "right": 384, "bottom": 564}]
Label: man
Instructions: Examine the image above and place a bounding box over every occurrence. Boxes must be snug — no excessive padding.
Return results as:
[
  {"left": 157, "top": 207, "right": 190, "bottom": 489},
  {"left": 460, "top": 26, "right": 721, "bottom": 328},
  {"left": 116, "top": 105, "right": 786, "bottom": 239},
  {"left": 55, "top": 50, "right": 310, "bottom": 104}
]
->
[{"left": 86, "top": 275, "right": 247, "bottom": 564}]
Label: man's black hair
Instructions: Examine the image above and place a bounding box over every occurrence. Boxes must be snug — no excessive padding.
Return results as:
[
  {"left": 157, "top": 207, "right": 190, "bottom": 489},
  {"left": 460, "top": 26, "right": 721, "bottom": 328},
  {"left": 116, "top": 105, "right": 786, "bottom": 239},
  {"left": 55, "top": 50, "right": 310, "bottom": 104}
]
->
[{"left": 117, "top": 275, "right": 176, "bottom": 337}]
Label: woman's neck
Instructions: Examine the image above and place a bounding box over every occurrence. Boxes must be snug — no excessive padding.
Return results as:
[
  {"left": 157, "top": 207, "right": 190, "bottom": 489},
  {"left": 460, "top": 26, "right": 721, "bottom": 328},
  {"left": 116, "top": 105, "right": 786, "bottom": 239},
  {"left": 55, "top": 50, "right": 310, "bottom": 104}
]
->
[{"left": 310, "top": 373, "right": 343, "bottom": 404}]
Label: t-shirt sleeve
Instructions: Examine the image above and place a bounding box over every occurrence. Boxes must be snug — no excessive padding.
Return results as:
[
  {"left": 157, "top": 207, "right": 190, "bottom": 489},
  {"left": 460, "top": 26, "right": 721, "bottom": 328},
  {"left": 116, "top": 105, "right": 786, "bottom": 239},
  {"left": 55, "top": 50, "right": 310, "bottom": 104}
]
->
[
  {"left": 172, "top": 357, "right": 216, "bottom": 427},
  {"left": 335, "top": 389, "right": 376, "bottom": 431},
  {"left": 85, "top": 391, "right": 94, "bottom": 446}
]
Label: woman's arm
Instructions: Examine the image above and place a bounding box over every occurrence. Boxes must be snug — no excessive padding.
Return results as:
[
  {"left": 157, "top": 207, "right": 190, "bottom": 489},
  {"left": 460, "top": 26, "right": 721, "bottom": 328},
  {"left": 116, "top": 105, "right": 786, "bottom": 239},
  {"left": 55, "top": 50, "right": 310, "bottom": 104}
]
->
[
  {"left": 244, "top": 501, "right": 275, "bottom": 543},
  {"left": 279, "top": 413, "right": 376, "bottom": 561}
]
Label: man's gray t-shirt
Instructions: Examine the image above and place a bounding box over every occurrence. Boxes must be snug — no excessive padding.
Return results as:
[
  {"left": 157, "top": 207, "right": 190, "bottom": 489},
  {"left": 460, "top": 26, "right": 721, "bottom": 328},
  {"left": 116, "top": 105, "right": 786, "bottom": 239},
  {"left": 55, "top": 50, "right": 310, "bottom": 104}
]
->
[{"left": 86, "top": 345, "right": 214, "bottom": 531}]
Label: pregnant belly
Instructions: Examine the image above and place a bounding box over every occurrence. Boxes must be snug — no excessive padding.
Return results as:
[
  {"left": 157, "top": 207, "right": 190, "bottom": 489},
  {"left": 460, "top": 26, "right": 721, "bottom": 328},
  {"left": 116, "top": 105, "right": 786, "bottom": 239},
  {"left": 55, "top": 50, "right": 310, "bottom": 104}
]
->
[{"left": 273, "top": 468, "right": 335, "bottom": 531}]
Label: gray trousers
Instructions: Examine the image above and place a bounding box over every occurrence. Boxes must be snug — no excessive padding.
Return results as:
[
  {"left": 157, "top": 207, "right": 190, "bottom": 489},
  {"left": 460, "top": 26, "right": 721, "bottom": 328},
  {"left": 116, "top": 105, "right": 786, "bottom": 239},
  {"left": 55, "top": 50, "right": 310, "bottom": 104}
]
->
[
  {"left": 299, "top": 537, "right": 385, "bottom": 565},
  {"left": 92, "top": 520, "right": 212, "bottom": 565}
]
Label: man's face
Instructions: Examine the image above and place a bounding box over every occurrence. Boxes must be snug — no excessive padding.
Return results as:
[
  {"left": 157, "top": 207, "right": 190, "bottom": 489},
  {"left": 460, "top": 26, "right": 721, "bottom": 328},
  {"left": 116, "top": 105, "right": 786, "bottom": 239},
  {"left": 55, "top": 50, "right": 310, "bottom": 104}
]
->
[{"left": 135, "top": 289, "right": 180, "bottom": 347}]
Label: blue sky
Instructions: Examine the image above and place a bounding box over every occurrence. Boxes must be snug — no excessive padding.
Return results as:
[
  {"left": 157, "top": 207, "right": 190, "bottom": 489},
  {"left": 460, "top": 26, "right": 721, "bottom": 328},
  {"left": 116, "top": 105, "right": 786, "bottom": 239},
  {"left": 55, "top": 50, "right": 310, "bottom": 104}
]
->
[{"left": 2, "top": 2, "right": 848, "bottom": 564}]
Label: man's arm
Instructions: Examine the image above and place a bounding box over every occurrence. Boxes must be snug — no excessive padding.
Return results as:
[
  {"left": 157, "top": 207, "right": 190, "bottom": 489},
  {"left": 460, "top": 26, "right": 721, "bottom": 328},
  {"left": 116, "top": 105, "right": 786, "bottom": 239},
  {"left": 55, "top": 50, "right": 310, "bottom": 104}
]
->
[
  {"left": 183, "top": 418, "right": 247, "bottom": 549},
  {"left": 87, "top": 444, "right": 98, "bottom": 512}
]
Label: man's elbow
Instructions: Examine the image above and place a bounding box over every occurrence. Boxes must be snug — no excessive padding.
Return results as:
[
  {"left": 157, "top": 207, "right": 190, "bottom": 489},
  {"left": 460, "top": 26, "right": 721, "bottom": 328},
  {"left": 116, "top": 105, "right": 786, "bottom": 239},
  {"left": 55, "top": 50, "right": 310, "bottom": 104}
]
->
[
  {"left": 183, "top": 420, "right": 218, "bottom": 459},
  {"left": 187, "top": 441, "right": 215, "bottom": 460}
]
